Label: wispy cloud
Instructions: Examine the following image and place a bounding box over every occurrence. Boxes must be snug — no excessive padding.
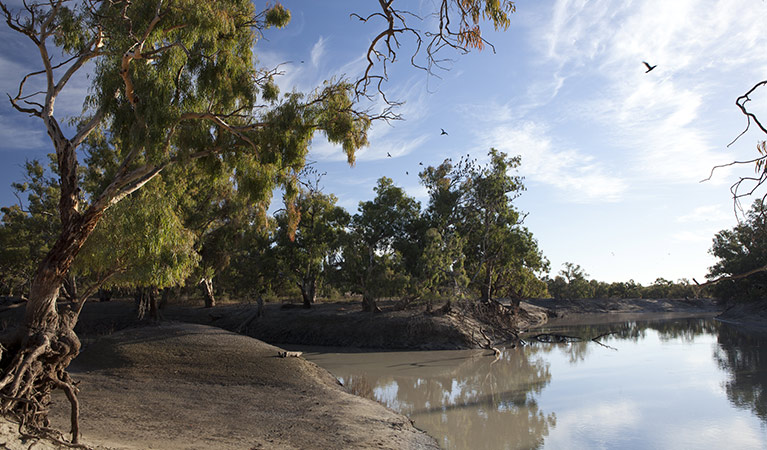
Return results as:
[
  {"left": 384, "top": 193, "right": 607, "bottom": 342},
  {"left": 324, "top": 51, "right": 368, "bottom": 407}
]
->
[
  {"left": 310, "top": 36, "right": 327, "bottom": 67},
  {"left": 478, "top": 121, "right": 628, "bottom": 203},
  {"left": 0, "top": 121, "right": 47, "bottom": 151},
  {"left": 675, "top": 205, "right": 732, "bottom": 224},
  {"left": 534, "top": 0, "right": 767, "bottom": 185}
]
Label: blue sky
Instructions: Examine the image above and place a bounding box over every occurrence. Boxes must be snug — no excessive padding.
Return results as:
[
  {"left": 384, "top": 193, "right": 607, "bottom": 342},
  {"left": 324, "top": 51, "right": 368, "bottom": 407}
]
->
[{"left": 1, "top": 0, "right": 767, "bottom": 284}]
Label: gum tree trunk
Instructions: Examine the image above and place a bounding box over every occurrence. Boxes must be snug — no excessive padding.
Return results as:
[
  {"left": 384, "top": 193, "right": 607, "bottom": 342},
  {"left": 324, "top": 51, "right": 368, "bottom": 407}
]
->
[
  {"left": 200, "top": 277, "right": 216, "bottom": 308},
  {"left": 300, "top": 278, "right": 316, "bottom": 309},
  {"left": 135, "top": 287, "right": 160, "bottom": 320},
  {"left": 0, "top": 203, "right": 106, "bottom": 443}
]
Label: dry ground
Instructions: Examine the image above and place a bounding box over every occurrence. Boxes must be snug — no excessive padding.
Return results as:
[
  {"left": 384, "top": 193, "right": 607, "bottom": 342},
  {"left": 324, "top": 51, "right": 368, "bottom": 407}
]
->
[{"left": 46, "top": 322, "right": 439, "bottom": 450}]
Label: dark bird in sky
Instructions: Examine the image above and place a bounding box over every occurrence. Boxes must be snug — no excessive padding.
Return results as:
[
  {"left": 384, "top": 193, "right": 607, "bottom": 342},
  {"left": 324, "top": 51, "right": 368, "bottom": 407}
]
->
[
  {"left": 405, "top": 171, "right": 409, "bottom": 175},
  {"left": 419, "top": 162, "right": 423, "bottom": 166},
  {"left": 440, "top": 128, "right": 448, "bottom": 135},
  {"left": 643, "top": 61, "right": 657, "bottom": 73},
  {"left": 387, "top": 152, "right": 392, "bottom": 158}
]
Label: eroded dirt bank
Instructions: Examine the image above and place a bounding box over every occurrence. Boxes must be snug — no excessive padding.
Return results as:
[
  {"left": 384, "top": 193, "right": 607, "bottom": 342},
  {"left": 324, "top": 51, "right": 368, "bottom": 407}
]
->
[{"left": 47, "top": 323, "right": 439, "bottom": 450}]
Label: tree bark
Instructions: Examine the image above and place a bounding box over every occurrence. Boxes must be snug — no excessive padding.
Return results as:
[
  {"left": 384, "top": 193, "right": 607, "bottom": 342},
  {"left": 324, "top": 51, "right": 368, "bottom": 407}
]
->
[
  {"left": 135, "top": 287, "right": 159, "bottom": 321},
  {"left": 481, "top": 262, "right": 493, "bottom": 302},
  {"left": 200, "top": 277, "right": 216, "bottom": 308},
  {"left": 300, "top": 278, "right": 316, "bottom": 309},
  {"left": 361, "top": 292, "right": 381, "bottom": 313}
]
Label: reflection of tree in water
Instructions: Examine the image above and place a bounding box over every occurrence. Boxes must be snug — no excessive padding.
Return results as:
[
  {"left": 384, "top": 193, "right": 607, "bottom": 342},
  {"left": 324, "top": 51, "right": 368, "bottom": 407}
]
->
[
  {"left": 331, "top": 318, "right": 765, "bottom": 449},
  {"left": 529, "top": 318, "right": 720, "bottom": 364},
  {"left": 362, "top": 350, "right": 555, "bottom": 450},
  {"left": 528, "top": 321, "right": 649, "bottom": 364},
  {"left": 652, "top": 318, "right": 720, "bottom": 342},
  {"left": 713, "top": 324, "right": 767, "bottom": 422}
]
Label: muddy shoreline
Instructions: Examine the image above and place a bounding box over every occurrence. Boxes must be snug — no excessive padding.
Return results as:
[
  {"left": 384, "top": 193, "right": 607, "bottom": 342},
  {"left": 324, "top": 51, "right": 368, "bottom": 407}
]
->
[{"left": 2, "top": 296, "right": 757, "bottom": 450}]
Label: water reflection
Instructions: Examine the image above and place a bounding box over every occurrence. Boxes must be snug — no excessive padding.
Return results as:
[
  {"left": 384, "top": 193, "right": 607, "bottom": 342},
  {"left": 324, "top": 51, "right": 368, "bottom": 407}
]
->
[
  {"left": 321, "top": 349, "right": 555, "bottom": 450},
  {"left": 302, "top": 318, "right": 767, "bottom": 449},
  {"left": 714, "top": 324, "right": 767, "bottom": 422}
]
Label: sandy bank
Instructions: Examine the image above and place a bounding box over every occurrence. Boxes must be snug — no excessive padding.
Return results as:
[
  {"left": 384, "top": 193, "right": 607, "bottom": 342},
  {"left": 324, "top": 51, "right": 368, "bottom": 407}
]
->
[{"left": 43, "top": 322, "right": 439, "bottom": 450}]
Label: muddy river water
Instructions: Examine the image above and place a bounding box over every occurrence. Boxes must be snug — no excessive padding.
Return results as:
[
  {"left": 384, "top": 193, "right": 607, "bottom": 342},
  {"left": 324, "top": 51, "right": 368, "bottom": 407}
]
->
[{"left": 299, "top": 318, "right": 767, "bottom": 449}]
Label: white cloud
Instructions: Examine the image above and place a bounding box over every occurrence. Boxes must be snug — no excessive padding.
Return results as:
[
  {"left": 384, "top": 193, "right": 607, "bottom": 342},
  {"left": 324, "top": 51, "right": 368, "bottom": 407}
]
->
[
  {"left": 479, "top": 121, "right": 628, "bottom": 203},
  {"left": 676, "top": 205, "right": 732, "bottom": 224},
  {"left": 309, "top": 129, "right": 428, "bottom": 163},
  {"left": 0, "top": 122, "right": 47, "bottom": 151},
  {"left": 536, "top": 0, "right": 767, "bottom": 185},
  {"left": 310, "top": 36, "right": 327, "bottom": 67}
]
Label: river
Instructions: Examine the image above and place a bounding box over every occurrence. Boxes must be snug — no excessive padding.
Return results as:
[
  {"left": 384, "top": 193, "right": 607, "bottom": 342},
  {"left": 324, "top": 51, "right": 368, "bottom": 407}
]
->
[{"left": 299, "top": 318, "right": 767, "bottom": 449}]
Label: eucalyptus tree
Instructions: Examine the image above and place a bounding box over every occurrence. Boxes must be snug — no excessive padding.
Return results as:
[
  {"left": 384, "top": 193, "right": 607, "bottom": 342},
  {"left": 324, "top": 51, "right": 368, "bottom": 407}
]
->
[
  {"left": 0, "top": 0, "right": 517, "bottom": 442},
  {"left": 420, "top": 150, "right": 547, "bottom": 302},
  {"left": 557, "top": 262, "right": 593, "bottom": 299},
  {"left": 0, "top": 1, "right": 368, "bottom": 440},
  {"left": 460, "top": 149, "right": 547, "bottom": 301},
  {"left": 707, "top": 199, "right": 767, "bottom": 301},
  {"left": 274, "top": 188, "right": 350, "bottom": 308},
  {"left": 74, "top": 176, "right": 198, "bottom": 318},
  {"left": 165, "top": 162, "right": 253, "bottom": 308},
  {"left": 342, "top": 177, "right": 421, "bottom": 312}
]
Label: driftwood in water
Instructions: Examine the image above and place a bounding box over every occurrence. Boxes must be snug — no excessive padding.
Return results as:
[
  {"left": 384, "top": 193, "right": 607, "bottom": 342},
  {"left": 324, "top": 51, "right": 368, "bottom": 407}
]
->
[{"left": 532, "top": 332, "right": 617, "bottom": 350}]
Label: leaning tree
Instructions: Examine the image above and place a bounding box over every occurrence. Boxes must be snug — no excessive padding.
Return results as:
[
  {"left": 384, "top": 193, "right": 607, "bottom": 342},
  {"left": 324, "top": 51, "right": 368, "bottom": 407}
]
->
[{"left": 0, "top": 0, "right": 516, "bottom": 443}]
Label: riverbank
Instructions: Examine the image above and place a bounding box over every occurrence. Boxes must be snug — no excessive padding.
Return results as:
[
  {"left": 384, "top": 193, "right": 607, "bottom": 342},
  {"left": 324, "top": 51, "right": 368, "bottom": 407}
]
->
[
  {"left": 716, "top": 299, "right": 767, "bottom": 331},
  {"left": 0, "top": 296, "right": 732, "bottom": 449},
  {"left": 50, "top": 322, "right": 439, "bottom": 450},
  {"left": 522, "top": 297, "right": 722, "bottom": 328}
]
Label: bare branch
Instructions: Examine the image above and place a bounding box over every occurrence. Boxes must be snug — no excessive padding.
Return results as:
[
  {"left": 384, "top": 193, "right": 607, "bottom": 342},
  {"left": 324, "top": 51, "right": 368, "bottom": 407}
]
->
[
  {"left": 693, "top": 263, "right": 767, "bottom": 289},
  {"left": 353, "top": 1, "right": 514, "bottom": 102},
  {"left": 700, "top": 156, "right": 766, "bottom": 183}
]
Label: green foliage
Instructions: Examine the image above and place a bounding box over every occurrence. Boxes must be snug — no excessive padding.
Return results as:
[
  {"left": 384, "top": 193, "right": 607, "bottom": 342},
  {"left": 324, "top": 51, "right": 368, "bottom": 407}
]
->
[
  {"left": 708, "top": 199, "right": 767, "bottom": 301},
  {"left": 75, "top": 177, "right": 198, "bottom": 290},
  {"left": 415, "top": 228, "right": 469, "bottom": 302},
  {"left": 273, "top": 187, "right": 350, "bottom": 305},
  {"left": 558, "top": 263, "right": 593, "bottom": 299},
  {"left": 425, "top": 149, "right": 548, "bottom": 301},
  {"left": 340, "top": 178, "right": 420, "bottom": 308},
  {"left": 0, "top": 160, "right": 60, "bottom": 296},
  {"left": 264, "top": 3, "right": 291, "bottom": 29}
]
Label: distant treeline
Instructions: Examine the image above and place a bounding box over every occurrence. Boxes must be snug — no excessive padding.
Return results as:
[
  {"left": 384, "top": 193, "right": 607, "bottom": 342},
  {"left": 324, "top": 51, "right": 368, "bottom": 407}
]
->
[{"left": 544, "top": 262, "right": 707, "bottom": 300}]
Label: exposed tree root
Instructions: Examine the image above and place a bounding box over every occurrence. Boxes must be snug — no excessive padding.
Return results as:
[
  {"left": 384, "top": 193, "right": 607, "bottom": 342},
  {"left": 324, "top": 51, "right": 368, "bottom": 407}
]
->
[{"left": 0, "top": 310, "right": 82, "bottom": 445}]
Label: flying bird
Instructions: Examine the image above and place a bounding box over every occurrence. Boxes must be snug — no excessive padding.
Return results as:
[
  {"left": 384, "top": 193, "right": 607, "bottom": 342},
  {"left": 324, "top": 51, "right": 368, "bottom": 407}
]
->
[
  {"left": 440, "top": 128, "right": 448, "bottom": 135},
  {"left": 387, "top": 152, "right": 392, "bottom": 158},
  {"left": 405, "top": 171, "right": 409, "bottom": 175},
  {"left": 643, "top": 61, "right": 657, "bottom": 73},
  {"left": 419, "top": 162, "right": 423, "bottom": 166}
]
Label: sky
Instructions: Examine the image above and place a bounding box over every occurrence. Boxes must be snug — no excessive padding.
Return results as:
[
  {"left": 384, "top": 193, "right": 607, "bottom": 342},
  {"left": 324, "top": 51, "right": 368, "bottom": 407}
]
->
[{"left": 1, "top": 0, "right": 767, "bottom": 285}]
